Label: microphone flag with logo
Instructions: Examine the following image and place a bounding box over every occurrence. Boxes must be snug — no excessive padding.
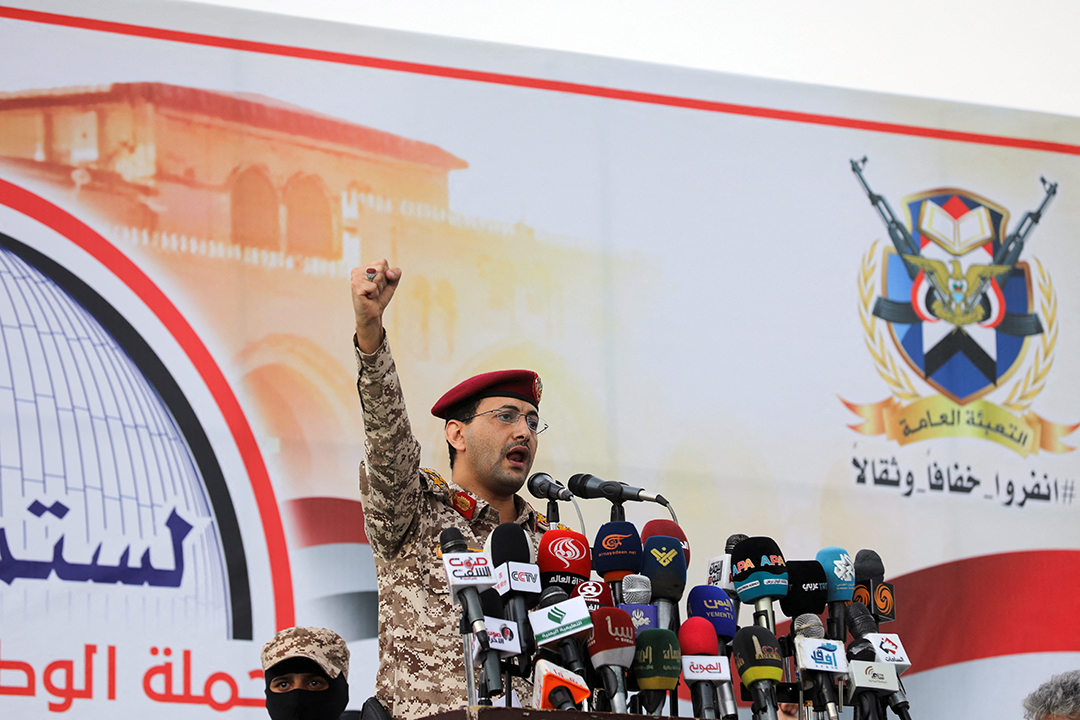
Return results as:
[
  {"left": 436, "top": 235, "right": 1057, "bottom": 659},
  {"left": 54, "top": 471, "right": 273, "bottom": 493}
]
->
[
  {"left": 641, "top": 535, "right": 687, "bottom": 632},
  {"left": 642, "top": 519, "right": 691, "bottom": 565},
  {"left": 538, "top": 529, "right": 592, "bottom": 595},
  {"left": 571, "top": 579, "right": 614, "bottom": 612},
  {"left": 778, "top": 559, "right": 828, "bottom": 618},
  {"left": 631, "top": 628, "right": 681, "bottom": 714},
  {"left": 593, "top": 521, "right": 642, "bottom": 605},
  {"left": 816, "top": 546, "right": 854, "bottom": 641},
  {"left": 587, "top": 606, "right": 636, "bottom": 714},
  {"left": 686, "top": 585, "right": 737, "bottom": 642}
]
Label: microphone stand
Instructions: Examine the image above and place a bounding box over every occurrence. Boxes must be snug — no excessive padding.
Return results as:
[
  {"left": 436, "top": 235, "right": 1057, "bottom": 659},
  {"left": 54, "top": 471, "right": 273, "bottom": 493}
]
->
[
  {"left": 608, "top": 498, "right": 626, "bottom": 522},
  {"left": 546, "top": 498, "right": 560, "bottom": 525},
  {"left": 460, "top": 615, "right": 479, "bottom": 706}
]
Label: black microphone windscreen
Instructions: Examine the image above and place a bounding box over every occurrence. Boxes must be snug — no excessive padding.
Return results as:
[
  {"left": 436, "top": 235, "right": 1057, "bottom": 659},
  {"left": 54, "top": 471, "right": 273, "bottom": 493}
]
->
[
  {"left": 846, "top": 601, "right": 879, "bottom": 639},
  {"left": 779, "top": 559, "right": 828, "bottom": 617},
  {"left": 480, "top": 588, "right": 504, "bottom": 619},
  {"left": 491, "top": 523, "right": 532, "bottom": 566},
  {"left": 440, "top": 527, "right": 468, "bottom": 554},
  {"left": 854, "top": 549, "right": 886, "bottom": 582},
  {"left": 725, "top": 533, "right": 749, "bottom": 554},
  {"left": 537, "top": 585, "right": 569, "bottom": 608}
]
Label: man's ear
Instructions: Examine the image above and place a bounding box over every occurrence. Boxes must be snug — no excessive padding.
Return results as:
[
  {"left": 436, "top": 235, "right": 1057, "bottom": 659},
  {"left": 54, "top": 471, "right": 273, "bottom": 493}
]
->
[{"left": 445, "top": 420, "right": 467, "bottom": 454}]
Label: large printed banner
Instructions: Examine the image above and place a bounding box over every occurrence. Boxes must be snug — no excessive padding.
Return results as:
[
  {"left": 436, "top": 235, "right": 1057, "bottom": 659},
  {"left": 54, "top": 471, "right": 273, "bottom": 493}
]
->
[{"left": 1, "top": 1, "right": 1078, "bottom": 717}]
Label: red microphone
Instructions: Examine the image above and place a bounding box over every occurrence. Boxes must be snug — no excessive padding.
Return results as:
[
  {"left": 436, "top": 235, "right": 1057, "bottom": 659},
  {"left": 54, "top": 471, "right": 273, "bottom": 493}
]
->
[
  {"left": 587, "top": 607, "right": 636, "bottom": 713},
  {"left": 641, "top": 518, "right": 691, "bottom": 566},
  {"left": 679, "top": 616, "right": 728, "bottom": 720},
  {"left": 538, "top": 529, "right": 592, "bottom": 595},
  {"left": 571, "top": 580, "right": 614, "bottom": 612}
]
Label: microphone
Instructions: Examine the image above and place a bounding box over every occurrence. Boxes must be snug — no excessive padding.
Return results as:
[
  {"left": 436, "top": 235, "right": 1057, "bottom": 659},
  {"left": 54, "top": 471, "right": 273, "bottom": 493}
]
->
[
  {"left": 686, "top": 585, "right": 739, "bottom": 720},
  {"left": 680, "top": 617, "right": 728, "bottom": 719},
  {"left": 641, "top": 535, "right": 687, "bottom": 632},
  {"left": 587, "top": 607, "right": 636, "bottom": 714},
  {"left": 722, "top": 533, "right": 749, "bottom": 621},
  {"left": 642, "top": 519, "right": 691, "bottom": 565},
  {"left": 816, "top": 547, "right": 855, "bottom": 641},
  {"left": 778, "top": 560, "right": 828, "bottom": 619},
  {"left": 732, "top": 625, "right": 783, "bottom": 720},
  {"left": 440, "top": 528, "right": 494, "bottom": 650},
  {"left": 686, "top": 585, "right": 737, "bottom": 643},
  {"left": 847, "top": 602, "right": 913, "bottom": 720},
  {"left": 619, "top": 574, "right": 658, "bottom": 634},
  {"left": 854, "top": 549, "right": 896, "bottom": 624},
  {"left": 477, "top": 589, "right": 510, "bottom": 701},
  {"left": 569, "top": 473, "right": 668, "bottom": 506},
  {"left": 792, "top": 614, "right": 844, "bottom": 720},
  {"left": 530, "top": 587, "right": 593, "bottom": 677},
  {"left": 572, "top": 579, "right": 614, "bottom": 612},
  {"left": 730, "top": 536, "right": 788, "bottom": 634},
  {"left": 491, "top": 523, "right": 541, "bottom": 674},
  {"left": 592, "top": 521, "right": 643, "bottom": 604},
  {"left": 631, "top": 628, "right": 681, "bottom": 714},
  {"left": 537, "top": 529, "right": 592, "bottom": 595},
  {"left": 532, "top": 658, "right": 590, "bottom": 710},
  {"left": 528, "top": 472, "right": 573, "bottom": 501}
]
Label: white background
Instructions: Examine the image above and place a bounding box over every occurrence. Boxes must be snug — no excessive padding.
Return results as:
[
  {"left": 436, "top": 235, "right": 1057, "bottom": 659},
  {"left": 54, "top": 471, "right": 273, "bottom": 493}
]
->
[{"left": 184, "top": 0, "right": 1080, "bottom": 118}]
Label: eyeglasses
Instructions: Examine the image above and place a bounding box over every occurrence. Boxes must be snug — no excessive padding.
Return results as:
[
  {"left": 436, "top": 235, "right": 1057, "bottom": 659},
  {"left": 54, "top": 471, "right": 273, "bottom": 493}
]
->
[{"left": 463, "top": 408, "right": 548, "bottom": 434}]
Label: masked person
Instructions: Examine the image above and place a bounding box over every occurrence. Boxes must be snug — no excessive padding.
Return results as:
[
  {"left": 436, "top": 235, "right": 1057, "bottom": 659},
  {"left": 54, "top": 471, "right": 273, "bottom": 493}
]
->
[{"left": 261, "top": 626, "right": 350, "bottom": 720}]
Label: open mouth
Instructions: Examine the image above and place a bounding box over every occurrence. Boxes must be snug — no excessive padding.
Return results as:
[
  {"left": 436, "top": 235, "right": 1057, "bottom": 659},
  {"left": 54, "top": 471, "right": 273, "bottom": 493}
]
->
[{"left": 505, "top": 447, "right": 530, "bottom": 467}]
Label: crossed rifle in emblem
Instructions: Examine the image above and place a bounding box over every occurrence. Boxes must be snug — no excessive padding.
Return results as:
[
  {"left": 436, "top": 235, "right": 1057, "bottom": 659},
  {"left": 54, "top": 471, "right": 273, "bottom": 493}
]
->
[{"left": 851, "top": 156, "right": 1055, "bottom": 339}]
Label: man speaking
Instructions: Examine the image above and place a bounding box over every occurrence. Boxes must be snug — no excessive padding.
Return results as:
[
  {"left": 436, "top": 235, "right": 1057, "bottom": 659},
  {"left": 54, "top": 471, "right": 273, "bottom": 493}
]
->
[{"left": 351, "top": 260, "right": 548, "bottom": 720}]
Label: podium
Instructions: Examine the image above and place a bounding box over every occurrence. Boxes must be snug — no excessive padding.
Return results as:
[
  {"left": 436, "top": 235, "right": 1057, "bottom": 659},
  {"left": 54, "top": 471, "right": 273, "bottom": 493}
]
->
[{"left": 425, "top": 708, "right": 683, "bottom": 720}]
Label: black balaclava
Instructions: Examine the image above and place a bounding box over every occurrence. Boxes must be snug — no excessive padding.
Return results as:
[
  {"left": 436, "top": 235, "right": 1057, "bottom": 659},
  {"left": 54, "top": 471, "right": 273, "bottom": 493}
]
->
[{"left": 264, "top": 657, "right": 349, "bottom": 720}]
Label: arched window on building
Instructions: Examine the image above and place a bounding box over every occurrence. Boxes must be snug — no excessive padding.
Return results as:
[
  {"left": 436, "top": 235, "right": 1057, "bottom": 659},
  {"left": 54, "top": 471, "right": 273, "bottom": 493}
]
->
[
  {"left": 231, "top": 167, "right": 279, "bottom": 249},
  {"left": 284, "top": 174, "right": 337, "bottom": 259}
]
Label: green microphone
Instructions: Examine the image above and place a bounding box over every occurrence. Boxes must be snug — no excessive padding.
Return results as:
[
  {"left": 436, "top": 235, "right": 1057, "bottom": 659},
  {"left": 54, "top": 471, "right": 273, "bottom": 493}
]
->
[{"left": 631, "top": 628, "right": 681, "bottom": 715}]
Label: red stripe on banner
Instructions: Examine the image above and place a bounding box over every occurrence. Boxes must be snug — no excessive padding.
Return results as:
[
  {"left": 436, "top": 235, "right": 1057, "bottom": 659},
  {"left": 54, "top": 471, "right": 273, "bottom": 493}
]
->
[
  {"left": 0, "top": 178, "right": 295, "bottom": 630},
  {"left": 3, "top": 6, "right": 1080, "bottom": 156},
  {"left": 774, "top": 549, "right": 1080, "bottom": 675},
  {"left": 885, "top": 549, "right": 1080, "bottom": 673},
  {"left": 285, "top": 497, "right": 368, "bottom": 549}
]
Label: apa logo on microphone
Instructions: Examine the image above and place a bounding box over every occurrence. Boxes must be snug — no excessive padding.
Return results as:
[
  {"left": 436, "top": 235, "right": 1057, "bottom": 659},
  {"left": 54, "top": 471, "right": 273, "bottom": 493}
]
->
[
  {"left": 549, "top": 536, "right": 587, "bottom": 567},
  {"left": 601, "top": 534, "right": 632, "bottom": 550},
  {"left": 758, "top": 554, "right": 786, "bottom": 567},
  {"left": 650, "top": 547, "right": 679, "bottom": 566}
]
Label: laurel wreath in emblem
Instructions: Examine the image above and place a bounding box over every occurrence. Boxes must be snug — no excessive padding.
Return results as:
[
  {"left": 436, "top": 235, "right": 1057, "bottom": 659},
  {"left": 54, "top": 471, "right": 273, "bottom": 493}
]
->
[{"left": 858, "top": 243, "right": 1057, "bottom": 407}]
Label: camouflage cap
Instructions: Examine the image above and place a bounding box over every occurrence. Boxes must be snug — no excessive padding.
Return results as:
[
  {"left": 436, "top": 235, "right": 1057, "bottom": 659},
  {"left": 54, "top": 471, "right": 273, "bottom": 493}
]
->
[{"left": 261, "top": 626, "right": 350, "bottom": 680}]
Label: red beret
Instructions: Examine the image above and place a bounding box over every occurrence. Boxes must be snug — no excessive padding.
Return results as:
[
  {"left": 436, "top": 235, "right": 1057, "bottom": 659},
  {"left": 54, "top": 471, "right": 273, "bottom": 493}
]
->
[{"left": 431, "top": 369, "right": 542, "bottom": 419}]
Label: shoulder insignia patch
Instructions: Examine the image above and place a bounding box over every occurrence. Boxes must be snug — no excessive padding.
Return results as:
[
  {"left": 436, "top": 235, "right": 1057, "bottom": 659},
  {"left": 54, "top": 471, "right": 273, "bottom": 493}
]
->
[{"left": 451, "top": 491, "right": 476, "bottom": 520}]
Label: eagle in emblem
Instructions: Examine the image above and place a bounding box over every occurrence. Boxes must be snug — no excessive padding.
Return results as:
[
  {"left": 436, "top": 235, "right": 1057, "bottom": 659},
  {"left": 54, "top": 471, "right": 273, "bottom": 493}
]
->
[{"left": 901, "top": 255, "right": 1013, "bottom": 326}]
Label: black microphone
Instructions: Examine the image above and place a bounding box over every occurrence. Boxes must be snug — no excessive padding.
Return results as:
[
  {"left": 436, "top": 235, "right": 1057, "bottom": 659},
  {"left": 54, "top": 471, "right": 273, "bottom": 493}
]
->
[
  {"left": 440, "top": 528, "right": 490, "bottom": 650},
  {"left": 567, "top": 473, "right": 668, "bottom": 505},
  {"left": 490, "top": 523, "right": 539, "bottom": 675},
  {"left": 478, "top": 589, "right": 508, "bottom": 701},
  {"left": 528, "top": 472, "right": 573, "bottom": 501}
]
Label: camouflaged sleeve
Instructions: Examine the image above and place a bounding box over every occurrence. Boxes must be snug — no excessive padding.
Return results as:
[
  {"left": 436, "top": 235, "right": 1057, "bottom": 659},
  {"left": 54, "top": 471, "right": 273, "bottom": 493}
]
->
[{"left": 355, "top": 335, "right": 423, "bottom": 559}]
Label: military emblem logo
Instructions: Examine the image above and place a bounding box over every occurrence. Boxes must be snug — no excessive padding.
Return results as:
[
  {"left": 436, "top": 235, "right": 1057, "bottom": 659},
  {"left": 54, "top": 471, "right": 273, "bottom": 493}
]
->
[{"left": 842, "top": 157, "right": 1078, "bottom": 456}]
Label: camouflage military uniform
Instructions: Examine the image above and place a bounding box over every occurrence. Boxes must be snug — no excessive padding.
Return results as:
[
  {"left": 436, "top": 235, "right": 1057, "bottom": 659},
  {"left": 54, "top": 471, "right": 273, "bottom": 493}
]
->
[{"left": 355, "top": 336, "right": 544, "bottom": 720}]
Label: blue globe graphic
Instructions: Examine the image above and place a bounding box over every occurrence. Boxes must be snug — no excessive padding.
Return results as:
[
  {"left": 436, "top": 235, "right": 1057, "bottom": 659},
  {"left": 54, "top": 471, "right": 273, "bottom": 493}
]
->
[{"left": 0, "top": 241, "right": 234, "bottom": 639}]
